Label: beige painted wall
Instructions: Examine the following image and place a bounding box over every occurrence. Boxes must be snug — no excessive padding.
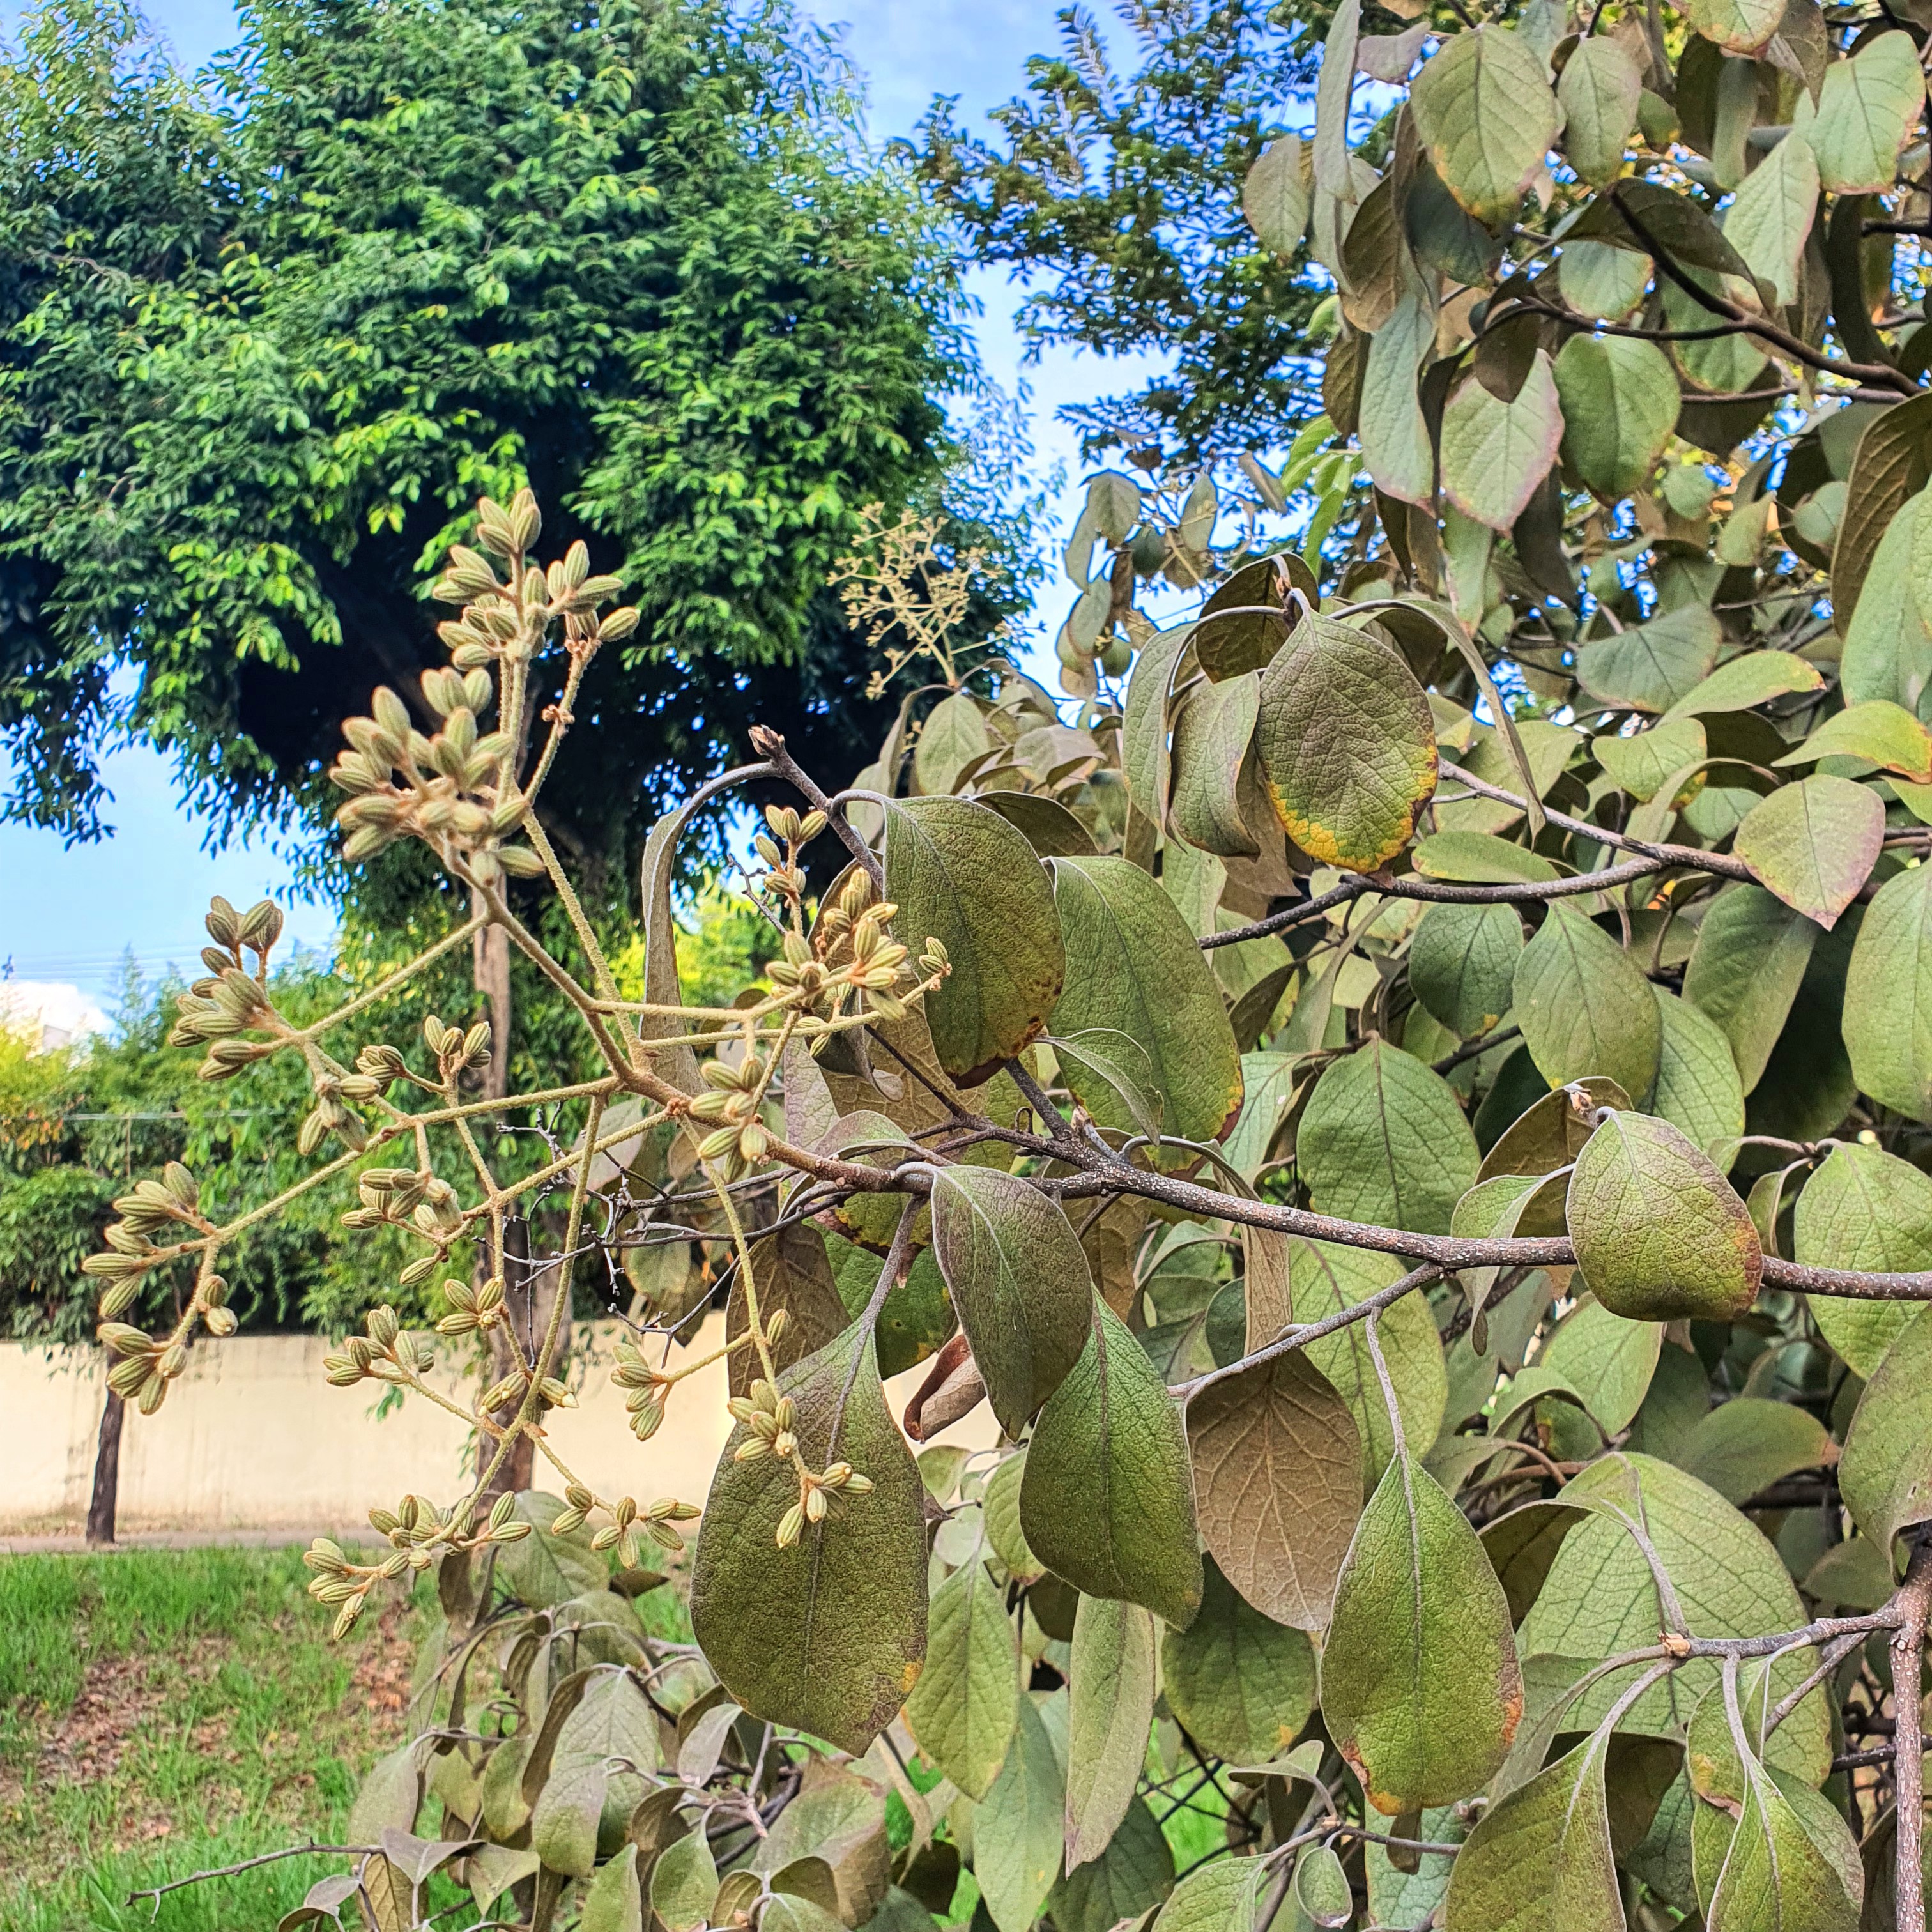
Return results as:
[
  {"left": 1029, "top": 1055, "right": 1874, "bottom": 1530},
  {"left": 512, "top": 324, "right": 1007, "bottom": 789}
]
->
[{"left": 0, "top": 1318, "right": 997, "bottom": 1537}]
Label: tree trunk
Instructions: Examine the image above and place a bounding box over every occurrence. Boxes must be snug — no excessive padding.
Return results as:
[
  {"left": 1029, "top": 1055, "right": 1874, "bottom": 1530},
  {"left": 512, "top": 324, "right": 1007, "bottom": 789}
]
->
[
  {"left": 473, "top": 914, "right": 512, "bottom": 1101},
  {"left": 86, "top": 1386, "right": 124, "bottom": 1547}
]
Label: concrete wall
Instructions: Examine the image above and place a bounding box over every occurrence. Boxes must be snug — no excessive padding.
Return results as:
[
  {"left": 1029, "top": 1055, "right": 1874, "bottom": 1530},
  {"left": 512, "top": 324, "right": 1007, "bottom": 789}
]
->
[{"left": 0, "top": 1318, "right": 995, "bottom": 1538}]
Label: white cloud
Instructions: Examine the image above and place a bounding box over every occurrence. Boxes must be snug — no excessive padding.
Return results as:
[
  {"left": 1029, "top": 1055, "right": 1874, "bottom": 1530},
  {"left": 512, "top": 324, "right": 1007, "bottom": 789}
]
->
[{"left": 0, "top": 980, "right": 109, "bottom": 1051}]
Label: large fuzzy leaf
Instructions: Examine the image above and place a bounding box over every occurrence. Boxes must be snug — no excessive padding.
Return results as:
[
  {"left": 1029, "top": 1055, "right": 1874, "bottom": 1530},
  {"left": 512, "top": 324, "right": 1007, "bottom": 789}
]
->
[
  {"left": 690, "top": 1326, "right": 927, "bottom": 1754},
  {"left": 882, "top": 797, "right": 1065, "bottom": 1085},
  {"left": 1046, "top": 857, "right": 1245, "bottom": 1145}
]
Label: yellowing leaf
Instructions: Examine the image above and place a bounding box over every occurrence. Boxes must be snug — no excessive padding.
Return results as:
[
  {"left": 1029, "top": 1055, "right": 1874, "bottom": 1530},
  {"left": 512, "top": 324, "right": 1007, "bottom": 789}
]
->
[
  {"left": 1684, "top": 0, "right": 1784, "bottom": 53},
  {"left": 1410, "top": 28, "right": 1560, "bottom": 227},
  {"left": 1774, "top": 700, "right": 1932, "bottom": 783},
  {"left": 1255, "top": 611, "right": 1438, "bottom": 871},
  {"left": 1660, "top": 650, "right": 1825, "bottom": 723},
  {"left": 1567, "top": 1110, "right": 1762, "bottom": 1321}
]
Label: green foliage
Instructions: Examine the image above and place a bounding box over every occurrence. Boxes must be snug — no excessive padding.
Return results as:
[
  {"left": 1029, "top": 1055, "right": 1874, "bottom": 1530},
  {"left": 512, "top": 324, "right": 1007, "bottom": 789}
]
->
[
  {"left": 916, "top": 0, "right": 1326, "bottom": 459},
  {"left": 0, "top": 0, "right": 1028, "bottom": 890}
]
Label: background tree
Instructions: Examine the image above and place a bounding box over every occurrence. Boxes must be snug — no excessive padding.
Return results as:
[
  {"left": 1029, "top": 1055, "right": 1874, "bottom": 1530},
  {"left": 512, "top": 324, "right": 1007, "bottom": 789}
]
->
[
  {"left": 917, "top": 0, "right": 1328, "bottom": 461},
  {"left": 0, "top": 0, "right": 1035, "bottom": 890}
]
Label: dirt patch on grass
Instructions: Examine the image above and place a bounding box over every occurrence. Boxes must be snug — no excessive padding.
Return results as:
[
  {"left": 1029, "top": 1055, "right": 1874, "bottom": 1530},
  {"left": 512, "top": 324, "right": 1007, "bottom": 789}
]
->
[{"left": 0, "top": 1594, "right": 420, "bottom": 1885}]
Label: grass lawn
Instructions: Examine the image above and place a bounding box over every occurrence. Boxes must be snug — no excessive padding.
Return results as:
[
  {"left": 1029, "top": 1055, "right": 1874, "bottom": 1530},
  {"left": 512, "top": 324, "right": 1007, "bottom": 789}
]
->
[
  {"left": 0, "top": 1547, "right": 1241, "bottom": 1931},
  {"left": 0, "top": 1545, "right": 422, "bottom": 1932}
]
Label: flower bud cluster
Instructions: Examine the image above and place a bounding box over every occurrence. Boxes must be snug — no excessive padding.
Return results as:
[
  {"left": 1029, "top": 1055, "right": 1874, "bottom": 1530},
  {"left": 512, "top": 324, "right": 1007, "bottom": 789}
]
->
[
  {"left": 435, "top": 1275, "right": 507, "bottom": 1337},
  {"left": 323, "top": 1305, "right": 435, "bottom": 1388},
  {"left": 612, "top": 1335, "right": 673, "bottom": 1441},
  {"left": 553, "top": 1483, "right": 702, "bottom": 1567}
]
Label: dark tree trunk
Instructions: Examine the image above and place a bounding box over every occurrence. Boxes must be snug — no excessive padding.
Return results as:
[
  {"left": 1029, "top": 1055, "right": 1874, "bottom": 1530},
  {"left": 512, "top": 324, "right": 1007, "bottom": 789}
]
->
[
  {"left": 476, "top": 1218, "right": 573, "bottom": 1507},
  {"left": 86, "top": 1387, "right": 124, "bottom": 1547},
  {"left": 473, "top": 912, "right": 512, "bottom": 1102}
]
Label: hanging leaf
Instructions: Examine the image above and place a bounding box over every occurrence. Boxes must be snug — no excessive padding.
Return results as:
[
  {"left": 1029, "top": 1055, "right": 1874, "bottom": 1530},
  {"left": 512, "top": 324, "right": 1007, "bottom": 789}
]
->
[
  {"left": 1048, "top": 1798, "right": 1174, "bottom": 1932},
  {"left": 1443, "top": 1728, "right": 1626, "bottom": 1932},
  {"left": 1574, "top": 605, "right": 1723, "bottom": 714},
  {"left": 1186, "top": 1349, "right": 1362, "bottom": 1630},
  {"left": 1650, "top": 989, "right": 1746, "bottom": 1159},
  {"left": 1513, "top": 903, "right": 1663, "bottom": 1100},
  {"left": 881, "top": 797, "right": 1064, "bottom": 1085},
  {"left": 1170, "top": 672, "right": 1262, "bottom": 856},
  {"left": 650, "top": 1825, "right": 719, "bottom": 1932},
  {"left": 1842, "top": 859, "right": 1932, "bottom": 1121},
  {"left": 1255, "top": 611, "right": 1439, "bottom": 872},
  {"left": 1243, "top": 133, "right": 1310, "bottom": 254},
  {"left": 1020, "top": 1301, "right": 1204, "bottom": 1629},
  {"left": 1834, "top": 402, "right": 1932, "bottom": 646},
  {"left": 985, "top": 1450, "right": 1044, "bottom": 1583},
  {"left": 1682, "top": 884, "right": 1820, "bottom": 1094},
  {"left": 1161, "top": 1556, "right": 1317, "bottom": 1764},
  {"left": 1195, "top": 562, "right": 1292, "bottom": 684},
  {"left": 1793, "top": 1143, "right": 1932, "bottom": 1375},
  {"left": 928, "top": 1165, "right": 1095, "bottom": 1438},
  {"left": 1439, "top": 354, "right": 1566, "bottom": 533},
  {"left": 1839, "top": 1303, "right": 1932, "bottom": 1557},
  {"left": 1568, "top": 1109, "right": 1762, "bottom": 1321},
  {"left": 1687, "top": 0, "right": 1788, "bottom": 52},
  {"left": 1675, "top": 1396, "right": 1830, "bottom": 1506},
  {"left": 1151, "top": 1857, "right": 1264, "bottom": 1932},
  {"left": 1312, "top": 0, "right": 1363, "bottom": 197},
  {"left": 1299, "top": 1039, "right": 1480, "bottom": 1235},
  {"left": 1553, "top": 335, "right": 1681, "bottom": 503},
  {"left": 1359, "top": 288, "right": 1439, "bottom": 507},
  {"left": 1706, "top": 1752, "right": 1863, "bottom": 1931},
  {"left": 914, "top": 693, "right": 992, "bottom": 798},
  {"left": 1724, "top": 116, "right": 1821, "bottom": 305},
  {"left": 1293, "top": 1239, "right": 1448, "bottom": 1492},
  {"left": 975, "top": 1696, "right": 1066, "bottom": 1932},
  {"left": 1409, "top": 901, "right": 1524, "bottom": 1039},
  {"left": 1294, "top": 1845, "right": 1356, "bottom": 1929},
  {"left": 1322, "top": 1451, "right": 1523, "bottom": 1813},
  {"left": 904, "top": 1557, "right": 1018, "bottom": 1801},
  {"left": 1558, "top": 38, "right": 1643, "bottom": 185},
  {"left": 1732, "top": 776, "right": 1884, "bottom": 930},
  {"left": 1807, "top": 29, "right": 1926, "bottom": 193},
  {"left": 1518, "top": 1453, "right": 1825, "bottom": 1752},
  {"left": 1066, "top": 1594, "right": 1158, "bottom": 1867},
  {"left": 1410, "top": 28, "right": 1561, "bottom": 226},
  {"left": 1048, "top": 857, "right": 1245, "bottom": 1145},
  {"left": 690, "top": 1326, "right": 928, "bottom": 1755}
]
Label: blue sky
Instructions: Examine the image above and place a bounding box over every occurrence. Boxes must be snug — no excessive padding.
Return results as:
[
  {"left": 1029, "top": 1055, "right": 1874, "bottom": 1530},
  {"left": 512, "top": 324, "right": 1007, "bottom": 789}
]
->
[{"left": 0, "top": 0, "right": 1191, "bottom": 1021}]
